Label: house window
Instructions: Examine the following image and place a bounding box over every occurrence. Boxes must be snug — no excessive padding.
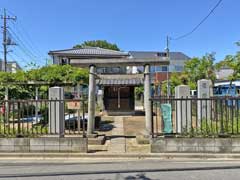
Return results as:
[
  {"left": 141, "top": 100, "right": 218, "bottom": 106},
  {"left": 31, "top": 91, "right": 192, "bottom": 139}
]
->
[
  {"left": 162, "top": 66, "right": 168, "bottom": 72},
  {"left": 175, "top": 65, "right": 183, "bottom": 72},
  {"left": 98, "top": 67, "right": 125, "bottom": 74},
  {"left": 97, "top": 67, "right": 105, "bottom": 74},
  {"left": 150, "top": 66, "right": 155, "bottom": 73},
  {"left": 155, "top": 66, "right": 161, "bottom": 72},
  {"left": 137, "top": 66, "right": 144, "bottom": 73},
  {"left": 61, "top": 58, "right": 68, "bottom": 65},
  {"left": 153, "top": 66, "right": 168, "bottom": 72},
  {"left": 111, "top": 67, "right": 120, "bottom": 73},
  {"left": 156, "top": 52, "right": 167, "bottom": 57}
]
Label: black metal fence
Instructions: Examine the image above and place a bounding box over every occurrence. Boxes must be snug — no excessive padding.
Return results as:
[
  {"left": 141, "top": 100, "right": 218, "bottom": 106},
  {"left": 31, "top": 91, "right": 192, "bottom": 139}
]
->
[
  {"left": 0, "top": 99, "right": 87, "bottom": 137},
  {"left": 151, "top": 96, "right": 240, "bottom": 137}
]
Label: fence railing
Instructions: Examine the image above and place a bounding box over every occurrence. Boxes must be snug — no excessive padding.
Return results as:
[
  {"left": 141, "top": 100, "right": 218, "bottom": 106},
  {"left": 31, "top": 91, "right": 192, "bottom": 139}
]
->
[
  {"left": 0, "top": 99, "right": 87, "bottom": 137},
  {"left": 151, "top": 96, "right": 240, "bottom": 137}
]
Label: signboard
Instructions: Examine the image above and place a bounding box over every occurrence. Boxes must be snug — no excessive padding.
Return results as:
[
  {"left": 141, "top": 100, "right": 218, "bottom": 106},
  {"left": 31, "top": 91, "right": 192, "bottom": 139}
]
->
[
  {"left": 160, "top": 103, "right": 173, "bottom": 133},
  {"left": 67, "top": 101, "right": 81, "bottom": 110}
]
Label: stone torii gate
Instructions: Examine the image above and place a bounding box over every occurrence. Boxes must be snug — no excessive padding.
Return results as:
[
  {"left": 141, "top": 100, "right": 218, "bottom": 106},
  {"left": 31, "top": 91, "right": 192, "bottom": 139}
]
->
[
  {"left": 48, "top": 47, "right": 169, "bottom": 137},
  {"left": 87, "top": 64, "right": 154, "bottom": 136}
]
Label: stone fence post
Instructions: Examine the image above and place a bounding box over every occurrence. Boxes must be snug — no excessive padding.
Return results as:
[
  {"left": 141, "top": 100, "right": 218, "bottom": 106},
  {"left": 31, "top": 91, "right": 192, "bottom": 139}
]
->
[{"left": 49, "top": 87, "right": 65, "bottom": 137}]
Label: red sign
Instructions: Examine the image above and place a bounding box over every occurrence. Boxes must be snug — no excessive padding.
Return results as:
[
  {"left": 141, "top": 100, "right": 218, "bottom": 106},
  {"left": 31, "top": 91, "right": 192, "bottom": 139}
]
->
[{"left": 67, "top": 102, "right": 81, "bottom": 110}]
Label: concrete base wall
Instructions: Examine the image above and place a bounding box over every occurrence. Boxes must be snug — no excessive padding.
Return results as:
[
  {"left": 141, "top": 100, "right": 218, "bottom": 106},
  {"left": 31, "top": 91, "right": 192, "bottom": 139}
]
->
[
  {"left": 151, "top": 138, "right": 240, "bottom": 153},
  {"left": 0, "top": 137, "right": 87, "bottom": 152}
]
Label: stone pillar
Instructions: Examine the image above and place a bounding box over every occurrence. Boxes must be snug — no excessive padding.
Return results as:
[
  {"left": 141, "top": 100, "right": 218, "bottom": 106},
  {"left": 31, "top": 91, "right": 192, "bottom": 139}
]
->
[
  {"left": 5, "top": 86, "right": 9, "bottom": 122},
  {"left": 87, "top": 65, "right": 96, "bottom": 135},
  {"left": 197, "top": 79, "right": 212, "bottom": 126},
  {"left": 48, "top": 87, "right": 64, "bottom": 137},
  {"left": 76, "top": 83, "right": 80, "bottom": 98},
  {"left": 175, "top": 85, "right": 191, "bottom": 133},
  {"left": 35, "top": 86, "right": 39, "bottom": 123},
  {"left": 97, "top": 87, "right": 104, "bottom": 111},
  {"left": 144, "top": 64, "right": 152, "bottom": 135},
  {"left": 80, "top": 85, "right": 83, "bottom": 97}
]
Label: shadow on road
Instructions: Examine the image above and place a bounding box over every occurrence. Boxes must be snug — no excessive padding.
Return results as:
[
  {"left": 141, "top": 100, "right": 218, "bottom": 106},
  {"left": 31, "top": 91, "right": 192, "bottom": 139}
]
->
[{"left": 1, "top": 165, "right": 240, "bottom": 179}]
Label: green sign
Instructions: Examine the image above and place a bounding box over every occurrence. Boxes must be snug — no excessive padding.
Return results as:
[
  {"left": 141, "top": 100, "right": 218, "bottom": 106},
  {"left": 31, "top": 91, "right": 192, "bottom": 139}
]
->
[{"left": 160, "top": 103, "right": 173, "bottom": 133}]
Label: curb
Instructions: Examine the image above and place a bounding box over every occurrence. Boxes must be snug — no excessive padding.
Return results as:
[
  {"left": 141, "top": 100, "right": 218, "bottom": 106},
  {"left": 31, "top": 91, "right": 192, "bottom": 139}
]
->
[{"left": 1, "top": 153, "right": 240, "bottom": 159}]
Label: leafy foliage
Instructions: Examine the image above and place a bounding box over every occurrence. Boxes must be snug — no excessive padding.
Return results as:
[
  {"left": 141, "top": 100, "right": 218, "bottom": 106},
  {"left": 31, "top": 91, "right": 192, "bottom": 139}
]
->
[
  {"left": 161, "top": 53, "right": 216, "bottom": 94},
  {"left": 216, "top": 42, "right": 240, "bottom": 86},
  {"left": 135, "top": 86, "right": 144, "bottom": 99},
  {"left": 0, "top": 65, "right": 89, "bottom": 100},
  {"left": 184, "top": 53, "right": 216, "bottom": 88},
  {"left": 26, "top": 65, "right": 89, "bottom": 83},
  {"left": 73, "top": 40, "right": 120, "bottom": 51}
]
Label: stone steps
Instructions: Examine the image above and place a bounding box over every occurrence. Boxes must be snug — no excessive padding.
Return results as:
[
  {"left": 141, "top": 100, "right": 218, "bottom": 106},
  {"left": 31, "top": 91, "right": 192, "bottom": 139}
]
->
[
  {"left": 89, "top": 116, "right": 151, "bottom": 154},
  {"left": 108, "top": 116, "right": 126, "bottom": 153},
  {"left": 88, "top": 139, "right": 110, "bottom": 152},
  {"left": 88, "top": 136, "right": 105, "bottom": 145},
  {"left": 108, "top": 137, "right": 126, "bottom": 153},
  {"left": 126, "top": 138, "right": 150, "bottom": 153},
  {"left": 88, "top": 145, "right": 108, "bottom": 152}
]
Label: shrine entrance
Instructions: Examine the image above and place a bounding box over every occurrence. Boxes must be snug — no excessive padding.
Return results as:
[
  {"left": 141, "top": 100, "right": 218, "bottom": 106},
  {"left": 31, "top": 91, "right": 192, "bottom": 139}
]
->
[
  {"left": 48, "top": 47, "right": 169, "bottom": 136},
  {"left": 104, "top": 86, "right": 135, "bottom": 113}
]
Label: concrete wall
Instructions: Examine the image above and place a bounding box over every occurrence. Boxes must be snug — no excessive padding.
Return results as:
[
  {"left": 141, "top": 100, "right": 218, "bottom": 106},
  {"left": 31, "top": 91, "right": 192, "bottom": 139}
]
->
[
  {"left": 151, "top": 138, "right": 240, "bottom": 153},
  {"left": 0, "top": 137, "right": 87, "bottom": 152}
]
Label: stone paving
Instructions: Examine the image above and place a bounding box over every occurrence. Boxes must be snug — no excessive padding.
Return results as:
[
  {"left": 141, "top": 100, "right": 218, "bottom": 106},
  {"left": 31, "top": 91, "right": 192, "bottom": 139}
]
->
[
  {"left": 108, "top": 116, "right": 126, "bottom": 153},
  {"left": 108, "top": 116, "right": 150, "bottom": 153},
  {"left": 89, "top": 115, "right": 150, "bottom": 153}
]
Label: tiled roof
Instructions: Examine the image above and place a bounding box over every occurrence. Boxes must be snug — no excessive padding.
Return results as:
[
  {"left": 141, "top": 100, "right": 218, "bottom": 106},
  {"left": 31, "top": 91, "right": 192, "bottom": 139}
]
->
[
  {"left": 49, "top": 47, "right": 129, "bottom": 57},
  {"left": 97, "top": 74, "right": 144, "bottom": 85},
  {"left": 129, "top": 51, "right": 190, "bottom": 60},
  {"left": 49, "top": 47, "right": 189, "bottom": 60},
  {"left": 97, "top": 78, "right": 143, "bottom": 85}
]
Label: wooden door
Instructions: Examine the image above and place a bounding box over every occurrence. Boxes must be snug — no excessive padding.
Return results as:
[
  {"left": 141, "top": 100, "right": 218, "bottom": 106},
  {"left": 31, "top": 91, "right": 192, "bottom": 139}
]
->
[{"left": 104, "top": 86, "right": 134, "bottom": 111}]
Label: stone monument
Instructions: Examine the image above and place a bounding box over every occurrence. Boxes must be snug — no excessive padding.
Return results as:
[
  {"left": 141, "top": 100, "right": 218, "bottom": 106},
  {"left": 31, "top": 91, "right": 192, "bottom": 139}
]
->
[
  {"left": 197, "top": 79, "right": 213, "bottom": 126},
  {"left": 175, "top": 85, "right": 191, "bottom": 133}
]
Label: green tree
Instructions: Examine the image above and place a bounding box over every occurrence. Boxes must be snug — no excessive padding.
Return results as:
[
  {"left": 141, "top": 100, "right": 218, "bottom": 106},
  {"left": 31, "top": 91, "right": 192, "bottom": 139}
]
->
[
  {"left": 216, "top": 42, "right": 240, "bottom": 91},
  {"left": 161, "top": 53, "right": 217, "bottom": 95},
  {"left": 183, "top": 53, "right": 216, "bottom": 89},
  {"left": 135, "top": 86, "right": 144, "bottom": 99},
  {"left": 26, "top": 65, "right": 88, "bottom": 84},
  {"left": 0, "top": 65, "right": 89, "bottom": 100},
  {"left": 161, "top": 73, "right": 189, "bottom": 95},
  {"left": 73, "top": 40, "right": 120, "bottom": 51}
]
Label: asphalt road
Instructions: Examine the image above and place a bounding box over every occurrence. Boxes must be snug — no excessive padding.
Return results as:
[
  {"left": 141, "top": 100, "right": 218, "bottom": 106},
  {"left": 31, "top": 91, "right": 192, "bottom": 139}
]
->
[{"left": 1, "top": 159, "right": 240, "bottom": 180}]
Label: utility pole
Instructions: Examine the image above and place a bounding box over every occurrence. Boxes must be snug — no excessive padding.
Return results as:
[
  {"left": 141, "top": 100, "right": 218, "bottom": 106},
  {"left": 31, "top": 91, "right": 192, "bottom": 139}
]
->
[
  {"left": 166, "top": 36, "right": 170, "bottom": 97},
  {"left": 1, "top": 8, "right": 17, "bottom": 72}
]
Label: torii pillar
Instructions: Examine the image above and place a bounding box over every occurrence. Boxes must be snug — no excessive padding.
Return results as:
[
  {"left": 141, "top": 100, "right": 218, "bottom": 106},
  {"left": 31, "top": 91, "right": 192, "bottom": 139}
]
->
[
  {"left": 144, "top": 64, "right": 152, "bottom": 136},
  {"left": 87, "top": 65, "right": 96, "bottom": 136}
]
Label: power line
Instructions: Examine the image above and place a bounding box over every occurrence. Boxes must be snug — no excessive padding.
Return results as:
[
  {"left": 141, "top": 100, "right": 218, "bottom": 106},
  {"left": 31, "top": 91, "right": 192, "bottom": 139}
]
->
[
  {"left": 4, "top": 9, "right": 46, "bottom": 67},
  {"left": 10, "top": 22, "right": 41, "bottom": 57},
  {"left": 8, "top": 53, "right": 25, "bottom": 68},
  {"left": 7, "top": 28, "right": 45, "bottom": 65},
  {"left": 170, "top": 0, "right": 223, "bottom": 41},
  {"left": 9, "top": 19, "right": 45, "bottom": 58},
  {"left": 7, "top": 9, "right": 46, "bottom": 61},
  {"left": 8, "top": 28, "right": 37, "bottom": 57},
  {"left": 10, "top": 50, "right": 30, "bottom": 65},
  {"left": 8, "top": 52, "right": 34, "bottom": 71},
  {"left": 7, "top": 28, "right": 38, "bottom": 62}
]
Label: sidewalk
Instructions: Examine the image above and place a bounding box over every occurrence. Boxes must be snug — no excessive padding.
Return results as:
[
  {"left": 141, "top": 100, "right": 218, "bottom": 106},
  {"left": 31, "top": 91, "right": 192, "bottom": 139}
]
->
[{"left": 2, "top": 152, "right": 240, "bottom": 160}]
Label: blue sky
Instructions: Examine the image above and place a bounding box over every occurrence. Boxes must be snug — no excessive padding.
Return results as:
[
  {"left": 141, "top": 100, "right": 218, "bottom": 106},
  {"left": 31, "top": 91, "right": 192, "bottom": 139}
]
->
[{"left": 1, "top": 0, "right": 240, "bottom": 67}]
